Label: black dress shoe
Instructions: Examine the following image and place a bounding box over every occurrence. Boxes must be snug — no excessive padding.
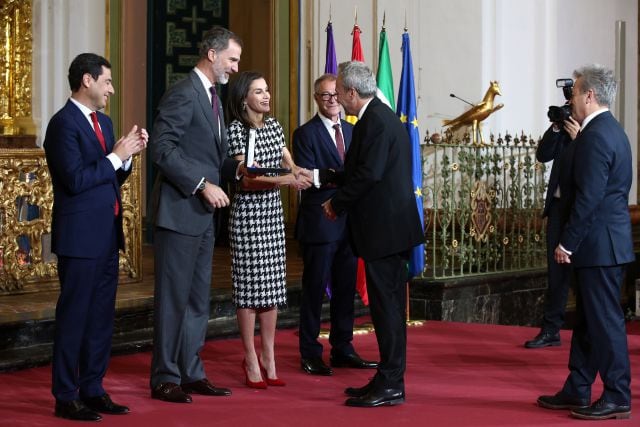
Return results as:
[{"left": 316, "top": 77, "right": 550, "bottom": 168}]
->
[
  {"left": 55, "top": 399, "right": 102, "bottom": 421},
  {"left": 537, "top": 392, "right": 590, "bottom": 410},
  {"left": 524, "top": 331, "right": 561, "bottom": 348},
  {"left": 83, "top": 393, "right": 129, "bottom": 414},
  {"left": 331, "top": 352, "right": 378, "bottom": 369},
  {"left": 152, "top": 382, "right": 192, "bottom": 403},
  {"left": 345, "top": 380, "right": 374, "bottom": 397},
  {"left": 301, "top": 357, "right": 333, "bottom": 376},
  {"left": 345, "top": 388, "right": 405, "bottom": 407},
  {"left": 181, "top": 378, "right": 232, "bottom": 396},
  {"left": 570, "top": 398, "right": 631, "bottom": 420}
]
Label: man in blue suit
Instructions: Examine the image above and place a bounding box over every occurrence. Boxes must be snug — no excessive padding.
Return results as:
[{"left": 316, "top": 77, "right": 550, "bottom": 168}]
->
[
  {"left": 537, "top": 64, "right": 633, "bottom": 420},
  {"left": 44, "top": 53, "right": 148, "bottom": 421},
  {"left": 293, "top": 74, "right": 378, "bottom": 376}
]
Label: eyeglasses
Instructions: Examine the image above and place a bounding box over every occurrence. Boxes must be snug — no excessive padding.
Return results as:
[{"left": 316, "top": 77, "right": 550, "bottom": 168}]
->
[{"left": 316, "top": 92, "right": 339, "bottom": 101}]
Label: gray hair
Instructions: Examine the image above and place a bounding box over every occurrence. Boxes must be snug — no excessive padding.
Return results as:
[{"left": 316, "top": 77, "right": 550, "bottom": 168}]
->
[
  {"left": 338, "top": 61, "right": 377, "bottom": 98},
  {"left": 313, "top": 73, "right": 336, "bottom": 93},
  {"left": 199, "top": 26, "right": 243, "bottom": 58},
  {"left": 573, "top": 64, "right": 617, "bottom": 107}
]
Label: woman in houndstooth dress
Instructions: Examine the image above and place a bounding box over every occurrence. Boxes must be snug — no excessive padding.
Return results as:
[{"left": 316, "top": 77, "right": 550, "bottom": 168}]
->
[{"left": 226, "top": 71, "right": 312, "bottom": 387}]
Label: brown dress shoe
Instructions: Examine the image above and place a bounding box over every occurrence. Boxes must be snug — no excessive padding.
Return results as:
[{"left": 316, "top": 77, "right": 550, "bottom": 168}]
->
[
  {"left": 152, "top": 382, "right": 192, "bottom": 403},
  {"left": 181, "top": 378, "right": 232, "bottom": 396}
]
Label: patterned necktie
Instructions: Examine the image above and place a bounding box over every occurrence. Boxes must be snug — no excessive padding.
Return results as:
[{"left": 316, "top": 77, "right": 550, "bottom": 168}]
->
[
  {"left": 333, "top": 123, "right": 345, "bottom": 161},
  {"left": 90, "top": 112, "right": 119, "bottom": 216}
]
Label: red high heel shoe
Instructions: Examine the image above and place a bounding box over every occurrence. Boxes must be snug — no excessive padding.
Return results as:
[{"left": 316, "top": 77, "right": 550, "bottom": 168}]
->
[
  {"left": 242, "top": 359, "right": 267, "bottom": 389},
  {"left": 258, "top": 360, "right": 286, "bottom": 386}
]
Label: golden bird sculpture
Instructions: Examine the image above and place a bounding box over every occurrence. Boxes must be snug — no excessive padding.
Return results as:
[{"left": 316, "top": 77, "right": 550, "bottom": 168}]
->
[{"left": 443, "top": 81, "right": 504, "bottom": 145}]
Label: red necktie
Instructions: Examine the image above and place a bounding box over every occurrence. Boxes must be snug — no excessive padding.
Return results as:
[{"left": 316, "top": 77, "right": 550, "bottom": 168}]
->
[
  {"left": 333, "top": 123, "right": 345, "bottom": 161},
  {"left": 90, "top": 112, "right": 119, "bottom": 216},
  {"left": 90, "top": 112, "right": 107, "bottom": 152}
]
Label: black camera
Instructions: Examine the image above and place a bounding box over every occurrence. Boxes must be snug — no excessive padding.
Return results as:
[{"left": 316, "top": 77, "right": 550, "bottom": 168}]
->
[{"left": 547, "top": 78, "right": 573, "bottom": 124}]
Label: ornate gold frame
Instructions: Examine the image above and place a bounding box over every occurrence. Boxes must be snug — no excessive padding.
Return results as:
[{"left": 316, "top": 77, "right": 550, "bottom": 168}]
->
[{"left": 0, "top": 148, "right": 142, "bottom": 294}]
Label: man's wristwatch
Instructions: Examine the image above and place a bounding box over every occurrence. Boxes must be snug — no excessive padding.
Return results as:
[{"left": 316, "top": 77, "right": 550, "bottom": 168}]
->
[{"left": 196, "top": 178, "right": 207, "bottom": 193}]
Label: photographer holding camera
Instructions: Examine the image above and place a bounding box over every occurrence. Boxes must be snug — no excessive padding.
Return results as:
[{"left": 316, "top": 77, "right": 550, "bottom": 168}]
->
[{"left": 524, "top": 79, "right": 580, "bottom": 349}]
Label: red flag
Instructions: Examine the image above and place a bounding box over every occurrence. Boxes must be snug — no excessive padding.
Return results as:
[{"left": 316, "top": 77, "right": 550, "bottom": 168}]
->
[
  {"left": 348, "top": 23, "right": 368, "bottom": 306},
  {"left": 351, "top": 24, "right": 364, "bottom": 61}
]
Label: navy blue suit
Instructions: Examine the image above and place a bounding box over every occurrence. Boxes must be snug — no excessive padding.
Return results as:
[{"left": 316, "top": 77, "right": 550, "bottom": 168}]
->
[
  {"left": 536, "top": 126, "right": 573, "bottom": 334},
  {"left": 559, "top": 111, "right": 633, "bottom": 406},
  {"left": 44, "top": 100, "right": 130, "bottom": 402},
  {"left": 293, "top": 114, "right": 357, "bottom": 359}
]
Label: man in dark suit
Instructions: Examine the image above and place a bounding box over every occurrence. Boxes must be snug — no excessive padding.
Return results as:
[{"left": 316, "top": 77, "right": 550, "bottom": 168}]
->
[
  {"left": 293, "top": 74, "right": 378, "bottom": 376},
  {"left": 537, "top": 64, "right": 633, "bottom": 420},
  {"left": 322, "top": 61, "right": 424, "bottom": 407},
  {"left": 44, "top": 53, "right": 148, "bottom": 421},
  {"left": 524, "top": 117, "right": 578, "bottom": 349},
  {"left": 149, "top": 27, "right": 246, "bottom": 403}
]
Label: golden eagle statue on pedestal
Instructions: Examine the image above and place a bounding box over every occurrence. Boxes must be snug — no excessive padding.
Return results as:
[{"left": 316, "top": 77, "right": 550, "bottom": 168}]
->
[{"left": 443, "top": 81, "right": 504, "bottom": 145}]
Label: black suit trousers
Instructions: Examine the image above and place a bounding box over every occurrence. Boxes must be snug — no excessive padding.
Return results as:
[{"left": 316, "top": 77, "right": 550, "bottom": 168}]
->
[
  {"left": 299, "top": 236, "right": 357, "bottom": 358},
  {"left": 542, "top": 200, "right": 572, "bottom": 333},
  {"left": 365, "top": 251, "right": 408, "bottom": 390},
  {"left": 562, "top": 265, "right": 631, "bottom": 405}
]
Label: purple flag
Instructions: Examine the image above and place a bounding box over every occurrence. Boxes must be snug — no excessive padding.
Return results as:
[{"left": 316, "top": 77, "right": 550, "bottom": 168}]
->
[{"left": 325, "top": 22, "right": 337, "bottom": 74}]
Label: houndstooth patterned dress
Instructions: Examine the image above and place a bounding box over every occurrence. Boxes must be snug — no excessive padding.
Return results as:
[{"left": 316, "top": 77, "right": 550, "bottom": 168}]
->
[{"left": 227, "top": 118, "right": 287, "bottom": 308}]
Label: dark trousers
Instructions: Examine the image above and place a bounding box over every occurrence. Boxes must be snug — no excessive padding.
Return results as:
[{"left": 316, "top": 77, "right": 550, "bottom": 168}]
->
[
  {"left": 542, "top": 200, "right": 572, "bottom": 333},
  {"left": 365, "top": 252, "right": 408, "bottom": 390},
  {"left": 562, "top": 265, "right": 631, "bottom": 405},
  {"left": 299, "top": 236, "right": 357, "bottom": 358},
  {"left": 52, "top": 231, "right": 119, "bottom": 402}
]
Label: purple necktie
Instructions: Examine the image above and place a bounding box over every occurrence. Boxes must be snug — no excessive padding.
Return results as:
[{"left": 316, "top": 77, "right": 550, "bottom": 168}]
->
[
  {"left": 209, "top": 86, "right": 220, "bottom": 121},
  {"left": 333, "top": 123, "right": 345, "bottom": 161}
]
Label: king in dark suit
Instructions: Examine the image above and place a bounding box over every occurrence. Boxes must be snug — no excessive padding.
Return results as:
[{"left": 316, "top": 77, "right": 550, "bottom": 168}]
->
[
  {"left": 538, "top": 64, "right": 633, "bottom": 421},
  {"left": 323, "top": 62, "right": 424, "bottom": 407},
  {"left": 44, "top": 53, "right": 148, "bottom": 422},
  {"left": 293, "top": 74, "right": 378, "bottom": 376},
  {"left": 149, "top": 27, "right": 245, "bottom": 404}
]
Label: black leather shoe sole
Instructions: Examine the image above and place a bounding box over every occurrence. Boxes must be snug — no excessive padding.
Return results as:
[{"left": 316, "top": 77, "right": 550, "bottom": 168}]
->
[
  {"left": 571, "top": 409, "right": 631, "bottom": 420},
  {"left": 525, "top": 339, "right": 561, "bottom": 349},
  {"left": 345, "top": 393, "right": 405, "bottom": 407},
  {"left": 331, "top": 359, "right": 378, "bottom": 369}
]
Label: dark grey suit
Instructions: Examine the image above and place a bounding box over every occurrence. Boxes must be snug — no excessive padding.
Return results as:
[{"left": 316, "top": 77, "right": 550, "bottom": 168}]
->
[{"left": 149, "top": 70, "right": 239, "bottom": 387}]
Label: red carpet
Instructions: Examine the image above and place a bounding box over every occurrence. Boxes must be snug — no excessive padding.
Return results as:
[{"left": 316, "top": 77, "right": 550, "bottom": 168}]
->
[{"left": 0, "top": 320, "right": 638, "bottom": 426}]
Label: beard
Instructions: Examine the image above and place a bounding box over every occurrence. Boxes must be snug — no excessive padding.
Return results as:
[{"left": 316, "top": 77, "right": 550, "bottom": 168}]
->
[{"left": 214, "top": 67, "right": 229, "bottom": 85}]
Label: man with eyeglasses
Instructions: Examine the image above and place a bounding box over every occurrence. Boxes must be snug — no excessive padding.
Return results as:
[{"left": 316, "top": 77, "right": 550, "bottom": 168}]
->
[{"left": 293, "top": 74, "right": 378, "bottom": 376}]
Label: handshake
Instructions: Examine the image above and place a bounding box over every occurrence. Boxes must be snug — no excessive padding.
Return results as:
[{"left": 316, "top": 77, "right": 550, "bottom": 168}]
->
[{"left": 288, "top": 166, "right": 314, "bottom": 190}]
